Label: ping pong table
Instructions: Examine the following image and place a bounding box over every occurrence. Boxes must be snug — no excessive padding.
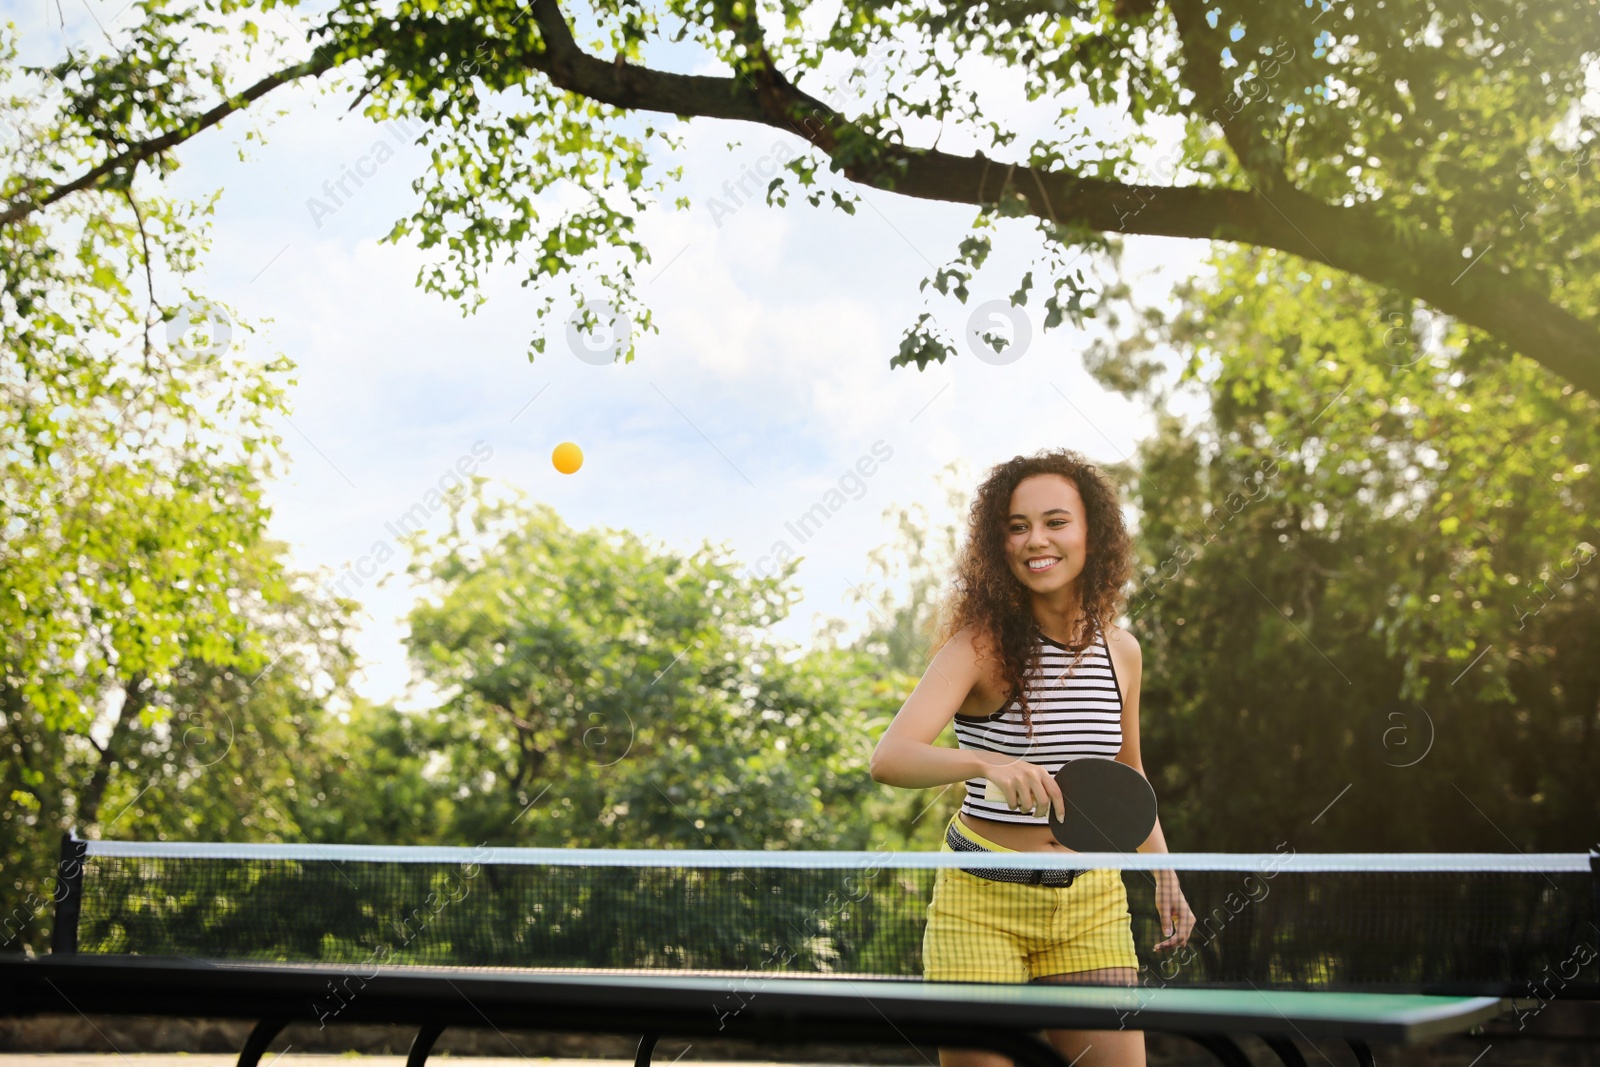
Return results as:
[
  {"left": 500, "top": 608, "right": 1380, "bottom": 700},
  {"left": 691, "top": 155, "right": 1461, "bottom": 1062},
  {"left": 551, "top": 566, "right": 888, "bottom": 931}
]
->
[
  {"left": 0, "top": 952, "right": 1508, "bottom": 1067},
  {"left": 19, "top": 839, "right": 1590, "bottom": 1067}
]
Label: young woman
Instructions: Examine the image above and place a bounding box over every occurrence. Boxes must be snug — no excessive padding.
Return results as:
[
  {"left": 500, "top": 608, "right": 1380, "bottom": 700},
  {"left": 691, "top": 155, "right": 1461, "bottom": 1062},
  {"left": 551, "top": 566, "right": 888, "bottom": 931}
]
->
[{"left": 870, "top": 449, "right": 1195, "bottom": 1067}]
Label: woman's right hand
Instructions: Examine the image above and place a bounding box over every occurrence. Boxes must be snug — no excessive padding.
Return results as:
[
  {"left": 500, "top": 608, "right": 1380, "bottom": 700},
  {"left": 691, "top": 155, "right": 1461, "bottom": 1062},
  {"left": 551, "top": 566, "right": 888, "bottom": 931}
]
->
[{"left": 978, "top": 754, "right": 1065, "bottom": 821}]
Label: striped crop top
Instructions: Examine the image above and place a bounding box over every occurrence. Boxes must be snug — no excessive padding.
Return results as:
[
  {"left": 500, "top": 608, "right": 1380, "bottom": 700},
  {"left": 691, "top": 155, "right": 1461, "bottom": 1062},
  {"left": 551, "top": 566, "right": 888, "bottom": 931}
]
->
[{"left": 952, "top": 627, "right": 1125, "bottom": 825}]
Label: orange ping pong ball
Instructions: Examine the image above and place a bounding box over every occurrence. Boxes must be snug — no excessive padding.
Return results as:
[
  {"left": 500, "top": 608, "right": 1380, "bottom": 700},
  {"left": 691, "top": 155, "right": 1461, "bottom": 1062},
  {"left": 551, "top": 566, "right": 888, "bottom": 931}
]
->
[{"left": 552, "top": 441, "right": 584, "bottom": 474}]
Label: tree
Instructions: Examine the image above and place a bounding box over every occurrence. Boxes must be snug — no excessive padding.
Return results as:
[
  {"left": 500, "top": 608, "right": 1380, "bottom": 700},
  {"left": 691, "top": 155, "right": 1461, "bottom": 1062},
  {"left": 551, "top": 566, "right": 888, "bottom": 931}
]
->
[
  {"left": 3, "top": 1, "right": 1597, "bottom": 389},
  {"left": 0, "top": 130, "right": 362, "bottom": 952},
  {"left": 358, "top": 482, "right": 912, "bottom": 850},
  {"left": 836, "top": 461, "right": 968, "bottom": 675},
  {"left": 1107, "top": 243, "right": 1599, "bottom": 851},
  {"left": 823, "top": 461, "right": 975, "bottom": 847},
  {"left": 0, "top": 537, "right": 364, "bottom": 955}
]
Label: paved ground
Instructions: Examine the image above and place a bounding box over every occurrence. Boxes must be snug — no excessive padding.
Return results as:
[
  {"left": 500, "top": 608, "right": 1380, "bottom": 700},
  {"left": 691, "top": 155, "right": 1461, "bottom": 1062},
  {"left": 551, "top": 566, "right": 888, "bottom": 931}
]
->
[{"left": 0, "top": 1059, "right": 828, "bottom": 1067}]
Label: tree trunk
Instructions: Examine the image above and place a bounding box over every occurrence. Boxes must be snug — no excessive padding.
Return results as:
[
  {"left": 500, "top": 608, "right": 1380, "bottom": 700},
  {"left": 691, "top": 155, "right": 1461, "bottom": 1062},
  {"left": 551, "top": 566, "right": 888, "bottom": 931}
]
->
[{"left": 77, "top": 671, "right": 149, "bottom": 829}]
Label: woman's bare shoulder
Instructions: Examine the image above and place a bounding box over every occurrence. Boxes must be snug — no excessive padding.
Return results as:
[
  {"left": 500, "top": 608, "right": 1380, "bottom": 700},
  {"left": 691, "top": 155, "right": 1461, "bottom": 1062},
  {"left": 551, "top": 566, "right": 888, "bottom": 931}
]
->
[
  {"left": 1103, "top": 623, "right": 1141, "bottom": 649},
  {"left": 936, "top": 624, "right": 1008, "bottom": 713},
  {"left": 939, "top": 622, "right": 1002, "bottom": 662},
  {"left": 1103, "top": 624, "right": 1142, "bottom": 673}
]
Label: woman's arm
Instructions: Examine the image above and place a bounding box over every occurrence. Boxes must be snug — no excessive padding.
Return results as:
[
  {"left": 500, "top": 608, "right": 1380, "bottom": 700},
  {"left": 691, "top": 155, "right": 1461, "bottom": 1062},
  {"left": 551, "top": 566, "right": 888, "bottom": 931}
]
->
[
  {"left": 1108, "top": 626, "right": 1195, "bottom": 950},
  {"left": 870, "top": 627, "right": 1064, "bottom": 820}
]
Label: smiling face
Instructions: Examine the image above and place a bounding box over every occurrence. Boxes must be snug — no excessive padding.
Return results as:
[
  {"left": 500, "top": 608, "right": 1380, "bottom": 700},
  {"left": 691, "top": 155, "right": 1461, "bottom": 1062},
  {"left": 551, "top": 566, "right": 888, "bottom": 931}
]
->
[{"left": 1004, "top": 473, "right": 1090, "bottom": 595}]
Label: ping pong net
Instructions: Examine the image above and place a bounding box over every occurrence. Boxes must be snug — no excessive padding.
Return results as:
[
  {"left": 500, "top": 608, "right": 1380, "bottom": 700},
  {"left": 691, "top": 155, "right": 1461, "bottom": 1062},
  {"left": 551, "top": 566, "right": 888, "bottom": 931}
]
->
[{"left": 53, "top": 837, "right": 1599, "bottom": 997}]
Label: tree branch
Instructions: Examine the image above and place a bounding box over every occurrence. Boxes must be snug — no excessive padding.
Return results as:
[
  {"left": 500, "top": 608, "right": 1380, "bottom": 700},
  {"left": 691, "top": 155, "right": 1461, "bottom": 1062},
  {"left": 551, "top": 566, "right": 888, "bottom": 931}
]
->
[
  {"left": 13, "top": 0, "right": 1597, "bottom": 392},
  {"left": 1165, "top": 0, "right": 1288, "bottom": 194},
  {"left": 0, "top": 51, "right": 338, "bottom": 230},
  {"left": 121, "top": 187, "right": 157, "bottom": 371},
  {"left": 507, "top": 0, "right": 1600, "bottom": 392}
]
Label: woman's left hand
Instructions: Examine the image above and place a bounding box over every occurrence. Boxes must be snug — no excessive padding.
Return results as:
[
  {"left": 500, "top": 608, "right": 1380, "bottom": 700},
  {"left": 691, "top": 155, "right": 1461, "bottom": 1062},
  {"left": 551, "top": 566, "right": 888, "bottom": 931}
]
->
[{"left": 1153, "top": 873, "right": 1195, "bottom": 952}]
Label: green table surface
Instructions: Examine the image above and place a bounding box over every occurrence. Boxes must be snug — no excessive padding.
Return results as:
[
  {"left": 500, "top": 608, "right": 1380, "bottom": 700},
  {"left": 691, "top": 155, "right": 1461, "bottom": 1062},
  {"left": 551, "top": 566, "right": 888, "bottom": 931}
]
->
[{"left": 2, "top": 956, "right": 1511, "bottom": 1045}]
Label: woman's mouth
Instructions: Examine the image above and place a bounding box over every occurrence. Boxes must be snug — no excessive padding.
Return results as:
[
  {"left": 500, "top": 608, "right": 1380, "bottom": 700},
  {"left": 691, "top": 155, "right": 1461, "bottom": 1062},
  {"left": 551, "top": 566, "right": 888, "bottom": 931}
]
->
[{"left": 1026, "top": 557, "right": 1060, "bottom": 573}]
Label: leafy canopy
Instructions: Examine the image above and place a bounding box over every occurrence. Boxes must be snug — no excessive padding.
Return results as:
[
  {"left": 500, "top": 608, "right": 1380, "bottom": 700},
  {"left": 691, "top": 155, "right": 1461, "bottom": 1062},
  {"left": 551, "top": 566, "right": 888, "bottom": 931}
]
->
[
  {"left": 3, "top": 0, "right": 1597, "bottom": 387},
  {"left": 1112, "top": 243, "right": 1598, "bottom": 851},
  {"left": 367, "top": 483, "right": 922, "bottom": 850}
]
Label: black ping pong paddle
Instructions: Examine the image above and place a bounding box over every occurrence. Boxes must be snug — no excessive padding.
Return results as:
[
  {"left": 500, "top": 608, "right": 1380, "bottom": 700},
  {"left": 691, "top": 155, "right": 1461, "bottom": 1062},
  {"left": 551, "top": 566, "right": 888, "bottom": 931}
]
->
[{"left": 1047, "top": 758, "right": 1157, "bottom": 852}]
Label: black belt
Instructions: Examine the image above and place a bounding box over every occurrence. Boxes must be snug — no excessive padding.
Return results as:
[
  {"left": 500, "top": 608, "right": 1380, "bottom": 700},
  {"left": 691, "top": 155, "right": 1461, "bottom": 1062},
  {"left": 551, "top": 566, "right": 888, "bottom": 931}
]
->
[{"left": 945, "top": 821, "right": 1086, "bottom": 887}]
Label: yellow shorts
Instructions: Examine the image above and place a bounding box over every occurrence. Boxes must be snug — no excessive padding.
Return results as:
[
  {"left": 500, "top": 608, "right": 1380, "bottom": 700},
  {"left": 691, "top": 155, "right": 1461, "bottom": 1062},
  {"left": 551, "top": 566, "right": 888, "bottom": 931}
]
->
[{"left": 922, "top": 813, "right": 1138, "bottom": 983}]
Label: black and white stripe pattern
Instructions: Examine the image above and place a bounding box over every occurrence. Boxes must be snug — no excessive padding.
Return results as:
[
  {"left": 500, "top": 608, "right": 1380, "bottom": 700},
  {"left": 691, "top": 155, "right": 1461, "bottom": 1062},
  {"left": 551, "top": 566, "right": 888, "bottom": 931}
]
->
[
  {"left": 952, "top": 627, "right": 1124, "bottom": 825},
  {"left": 944, "top": 819, "right": 1084, "bottom": 885}
]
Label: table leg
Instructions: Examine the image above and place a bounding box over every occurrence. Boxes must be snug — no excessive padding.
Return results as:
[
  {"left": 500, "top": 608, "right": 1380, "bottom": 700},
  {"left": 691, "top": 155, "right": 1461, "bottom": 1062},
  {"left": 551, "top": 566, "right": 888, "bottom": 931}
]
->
[
  {"left": 235, "top": 1018, "right": 289, "bottom": 1067},
  {"left": 407, "top": 1022, "right": 446, "bottom": 1067},
  {"left": 1178, "top": 1033, "right": 1254, "bottom": 1067},
  {"left": 1262, "top": 1036, "right": 1307, "bottom": 1067},
  {"left": 635, "top": 1032, "right": 660, "bottom": 1067}
]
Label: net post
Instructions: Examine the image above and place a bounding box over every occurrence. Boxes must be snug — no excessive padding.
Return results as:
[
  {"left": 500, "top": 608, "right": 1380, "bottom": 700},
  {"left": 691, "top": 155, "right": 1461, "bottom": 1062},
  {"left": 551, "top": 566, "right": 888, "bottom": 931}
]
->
[
  {"left": 50, "top": 832, "right": 88, "bottom": 955},
  {"left": 1590, "top": 852, "right": 1598, "bottom": 932}
]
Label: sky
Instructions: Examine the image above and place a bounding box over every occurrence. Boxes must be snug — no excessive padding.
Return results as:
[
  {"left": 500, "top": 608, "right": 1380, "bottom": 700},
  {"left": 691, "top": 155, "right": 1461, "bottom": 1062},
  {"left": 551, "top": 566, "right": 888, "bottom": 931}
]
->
[{"left": 12, "top": 0, "right": 1215, "bottom": 710}]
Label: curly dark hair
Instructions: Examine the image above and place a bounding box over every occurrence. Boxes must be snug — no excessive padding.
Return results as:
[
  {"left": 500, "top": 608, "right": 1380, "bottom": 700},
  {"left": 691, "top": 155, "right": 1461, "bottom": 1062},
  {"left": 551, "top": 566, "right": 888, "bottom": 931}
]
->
[{"left": 932, "top": 448, "right": 1135, "bottom": 735}]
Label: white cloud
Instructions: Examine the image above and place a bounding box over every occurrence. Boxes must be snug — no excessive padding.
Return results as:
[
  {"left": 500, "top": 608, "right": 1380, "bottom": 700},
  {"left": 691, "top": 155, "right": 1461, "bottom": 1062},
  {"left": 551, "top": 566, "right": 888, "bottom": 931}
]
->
[{"left": 24, "top": 14, "right": 1213, "bottom": 706}]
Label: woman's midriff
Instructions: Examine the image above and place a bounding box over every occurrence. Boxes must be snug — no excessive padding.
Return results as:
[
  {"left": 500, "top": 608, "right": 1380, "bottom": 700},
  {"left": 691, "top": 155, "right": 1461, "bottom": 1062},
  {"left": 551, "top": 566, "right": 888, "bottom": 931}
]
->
[{"left": 958, "top": 810, "right": 1079, "bottom": 853}]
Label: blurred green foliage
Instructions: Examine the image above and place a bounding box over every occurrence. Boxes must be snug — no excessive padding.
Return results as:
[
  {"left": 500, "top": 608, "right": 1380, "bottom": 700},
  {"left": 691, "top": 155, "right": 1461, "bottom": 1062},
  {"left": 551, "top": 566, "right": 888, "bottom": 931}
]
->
[
  {"left": 1094, "top": 244, "right": 1599, "bottom": 851},
  {"left": 292, "top": 483, "right": 936, "bottom": 852}
]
